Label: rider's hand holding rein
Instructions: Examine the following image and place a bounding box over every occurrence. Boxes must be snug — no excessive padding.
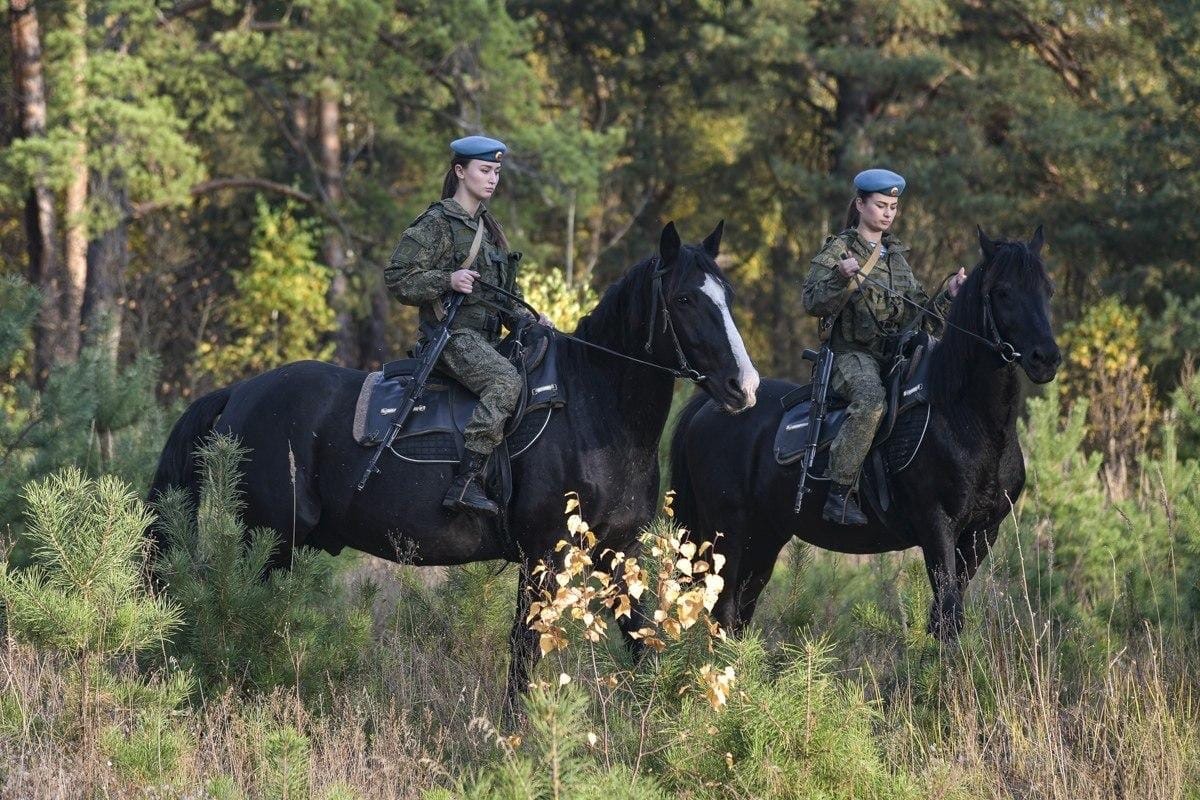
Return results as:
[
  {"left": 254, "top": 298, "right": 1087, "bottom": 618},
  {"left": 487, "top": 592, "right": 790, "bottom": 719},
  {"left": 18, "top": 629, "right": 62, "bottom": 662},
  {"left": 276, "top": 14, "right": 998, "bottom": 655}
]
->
[
  {"left": 948, "top": 267, "right": 966, "bottom": 298},
  {"left": 838, "top": 256, "right": 862, "bottom": 280},
  {"left": 451, "top": 268, "right": 480, "bottom": 294}
]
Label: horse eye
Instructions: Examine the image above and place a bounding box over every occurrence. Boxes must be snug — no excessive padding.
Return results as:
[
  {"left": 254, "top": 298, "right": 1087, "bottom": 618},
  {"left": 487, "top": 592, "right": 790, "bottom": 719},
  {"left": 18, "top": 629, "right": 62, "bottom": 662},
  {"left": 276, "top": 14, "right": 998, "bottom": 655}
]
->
[{"left": 675, "top": 294, "right": 691, "bottom": 305}]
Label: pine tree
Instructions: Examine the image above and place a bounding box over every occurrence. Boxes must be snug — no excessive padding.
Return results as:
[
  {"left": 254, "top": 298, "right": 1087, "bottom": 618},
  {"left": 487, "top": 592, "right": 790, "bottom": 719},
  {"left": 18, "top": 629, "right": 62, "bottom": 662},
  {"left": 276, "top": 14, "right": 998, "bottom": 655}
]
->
[{"left": 153, "top": 433, "right": 373, "bottom": 696}]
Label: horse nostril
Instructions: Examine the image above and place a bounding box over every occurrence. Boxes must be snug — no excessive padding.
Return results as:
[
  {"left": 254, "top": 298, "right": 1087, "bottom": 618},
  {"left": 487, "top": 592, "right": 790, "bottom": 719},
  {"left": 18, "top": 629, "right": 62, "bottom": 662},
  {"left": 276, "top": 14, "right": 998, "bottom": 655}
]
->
[{"left": 726, "top": 377, "right": 745, "bottom": 400}]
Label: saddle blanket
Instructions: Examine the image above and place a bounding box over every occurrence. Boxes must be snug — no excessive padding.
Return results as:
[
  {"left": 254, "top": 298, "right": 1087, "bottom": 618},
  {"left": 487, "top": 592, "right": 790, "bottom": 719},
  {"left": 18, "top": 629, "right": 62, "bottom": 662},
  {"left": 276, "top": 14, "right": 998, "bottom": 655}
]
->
[{"left": 352, "top": 330, "right": 566, "bottom": 463}]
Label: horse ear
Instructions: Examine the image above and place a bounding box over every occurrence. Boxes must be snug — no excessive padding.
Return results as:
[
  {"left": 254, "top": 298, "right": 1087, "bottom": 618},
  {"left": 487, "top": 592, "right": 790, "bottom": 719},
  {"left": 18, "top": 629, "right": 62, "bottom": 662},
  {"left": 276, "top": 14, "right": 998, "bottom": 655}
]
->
[
  {"left": 702, "top": 219, "right": 724, "bottom": 258},
  {"left": 660, "top": 221, "right": 681, "bottom": 265},
  {"left": 977, "top": 225, "right": 997, "bottom": 262},
  {"left": 1029, "top": 224, "right": 1045, "bottom": 255}
]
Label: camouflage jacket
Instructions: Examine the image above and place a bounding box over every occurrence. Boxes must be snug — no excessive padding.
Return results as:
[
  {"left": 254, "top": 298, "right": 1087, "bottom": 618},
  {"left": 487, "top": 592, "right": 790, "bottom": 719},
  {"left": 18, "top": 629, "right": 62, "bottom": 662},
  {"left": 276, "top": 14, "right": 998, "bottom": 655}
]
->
[
  {"left": 802, "top": 229, "right": 952, "bottom": 361},
  {"left": 384, "top": 198, "right": 526, "bottom": 339}
]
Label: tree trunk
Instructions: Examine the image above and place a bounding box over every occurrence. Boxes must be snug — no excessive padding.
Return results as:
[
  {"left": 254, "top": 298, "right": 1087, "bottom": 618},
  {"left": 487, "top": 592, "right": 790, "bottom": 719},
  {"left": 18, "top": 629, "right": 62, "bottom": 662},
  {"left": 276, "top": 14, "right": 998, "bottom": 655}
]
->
[
  {"left": 62, "top": 0, "right": 89, "bottom": 362},
  {"left": 83, "top": 168, "right": 129, "bottom": 362},
  {"left": 318, "top": 81, "right": 356, "bottom": 365},
  {"left": 565, "top": 189, "right": 576, "bottom": 285},
  {"left": 9, "top": 0, "right": 62, "bottom": 383}
]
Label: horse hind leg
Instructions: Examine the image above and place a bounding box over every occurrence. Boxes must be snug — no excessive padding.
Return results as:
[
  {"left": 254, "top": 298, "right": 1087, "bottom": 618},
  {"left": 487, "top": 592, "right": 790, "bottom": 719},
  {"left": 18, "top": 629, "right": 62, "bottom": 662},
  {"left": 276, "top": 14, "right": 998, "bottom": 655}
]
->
[{"left": 503, "top": 560, "right": 540, "bottom": 725}]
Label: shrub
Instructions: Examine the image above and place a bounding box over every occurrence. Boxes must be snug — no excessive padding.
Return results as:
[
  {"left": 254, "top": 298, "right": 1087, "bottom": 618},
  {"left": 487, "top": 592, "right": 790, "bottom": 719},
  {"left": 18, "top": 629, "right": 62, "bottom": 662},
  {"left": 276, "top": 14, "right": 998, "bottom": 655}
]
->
[{"left": 153, "top": 433, "right": 374, "bottom": 696}]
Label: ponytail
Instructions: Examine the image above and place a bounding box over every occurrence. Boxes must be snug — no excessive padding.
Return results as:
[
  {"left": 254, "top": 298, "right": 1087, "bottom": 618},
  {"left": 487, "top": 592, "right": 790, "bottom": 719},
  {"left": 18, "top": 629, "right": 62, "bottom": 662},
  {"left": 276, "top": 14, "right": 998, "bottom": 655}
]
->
[
  {"left": 843, "top": 190, "right": 870, "bottom": 230},
  {"left": 442, "top": 155, "right": 509, "bottom": 251}
]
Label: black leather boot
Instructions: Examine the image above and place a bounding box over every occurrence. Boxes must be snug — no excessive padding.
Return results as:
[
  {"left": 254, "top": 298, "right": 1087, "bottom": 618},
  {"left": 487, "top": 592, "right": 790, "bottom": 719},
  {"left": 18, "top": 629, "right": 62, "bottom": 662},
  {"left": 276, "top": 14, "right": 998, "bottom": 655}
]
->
[
  {"left": 823, "top": 482, "right": 867, "bottom": 526},
  {"left": 443, "top": 450, "right": 499, "bottom": 516}
]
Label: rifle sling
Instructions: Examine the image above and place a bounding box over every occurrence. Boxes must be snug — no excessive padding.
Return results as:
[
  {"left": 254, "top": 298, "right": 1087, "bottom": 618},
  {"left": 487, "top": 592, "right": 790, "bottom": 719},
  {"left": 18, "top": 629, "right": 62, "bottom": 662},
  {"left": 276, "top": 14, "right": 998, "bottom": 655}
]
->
[
  {"left": 818, "top": 240, "right": 884, "bottom": 342},
  {"left": 431, "top": 217, "right": 487, "bottom": 322}
]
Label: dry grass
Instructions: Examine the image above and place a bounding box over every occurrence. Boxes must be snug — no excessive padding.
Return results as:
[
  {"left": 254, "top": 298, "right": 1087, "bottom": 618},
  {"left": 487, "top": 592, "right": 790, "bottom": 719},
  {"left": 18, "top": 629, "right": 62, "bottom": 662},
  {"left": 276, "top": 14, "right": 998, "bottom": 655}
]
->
[{"left": 1, "top": 530, "right": 1198, "bottom": 799}]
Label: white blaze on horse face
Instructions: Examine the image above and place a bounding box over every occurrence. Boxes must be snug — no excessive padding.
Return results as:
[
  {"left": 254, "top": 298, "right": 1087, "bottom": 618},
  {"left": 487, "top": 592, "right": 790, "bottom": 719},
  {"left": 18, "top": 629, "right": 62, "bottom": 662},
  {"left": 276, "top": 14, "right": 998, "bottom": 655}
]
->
[{"left": 700, "top": 275, "right": 759, "bottom": 409}]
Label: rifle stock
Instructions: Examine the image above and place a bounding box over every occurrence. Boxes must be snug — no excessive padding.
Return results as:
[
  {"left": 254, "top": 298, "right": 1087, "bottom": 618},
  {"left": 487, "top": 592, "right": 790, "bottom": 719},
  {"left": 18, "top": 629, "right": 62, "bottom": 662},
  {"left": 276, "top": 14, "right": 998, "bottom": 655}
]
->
[
  {"left": 356, "top": 293, "right": 465, "bottom": 491},
  {"left": 793, "top": 345, "right": 834, "bottom": 512}
]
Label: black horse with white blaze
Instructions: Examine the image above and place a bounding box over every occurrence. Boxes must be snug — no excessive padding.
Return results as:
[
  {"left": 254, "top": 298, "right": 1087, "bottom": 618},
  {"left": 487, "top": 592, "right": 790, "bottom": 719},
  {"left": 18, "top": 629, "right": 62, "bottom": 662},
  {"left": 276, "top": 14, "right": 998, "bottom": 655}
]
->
[
  {"left": 150, "top": 221, "right": 759, "bottom": 706},
  {"left": 670, "top": 227, "right": 1060, "bottom": 638}
]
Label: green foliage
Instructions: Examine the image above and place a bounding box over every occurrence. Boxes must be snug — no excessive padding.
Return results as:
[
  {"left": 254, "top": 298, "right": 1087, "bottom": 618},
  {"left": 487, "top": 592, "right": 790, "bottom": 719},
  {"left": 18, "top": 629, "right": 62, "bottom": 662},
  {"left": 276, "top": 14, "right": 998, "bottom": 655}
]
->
[
  {"left": 154, "top": 434, "right": 373, "bottom": 696},
  {"left": 198, "top": 198, "right": 336, "bottom": 382},
  {"left": 0, "top": 277, "right": 40, "bottom": 368},
  {"left": 0, "top": 284, "right": 165, "bottom": 535},
  {"left": 0, "top": 469, "right": 181, "bottom": 657},
  {"left": 518, "top": 265, "right": 600, "bottom": 331},
  {"left": 429, "top": 683, "right": 670, "bottom": 800},
  {"left": 257, "top": 723, "right": 312, "bottom": 800},
  {"left": 100, "top": 707, "right": 191, "bottom": 784},
  {"left": 1169, "top": 363, "right": 1200, "bottom": 461},
  {"left": 658, "top": 636, "right": 953, "bottom": 800}
]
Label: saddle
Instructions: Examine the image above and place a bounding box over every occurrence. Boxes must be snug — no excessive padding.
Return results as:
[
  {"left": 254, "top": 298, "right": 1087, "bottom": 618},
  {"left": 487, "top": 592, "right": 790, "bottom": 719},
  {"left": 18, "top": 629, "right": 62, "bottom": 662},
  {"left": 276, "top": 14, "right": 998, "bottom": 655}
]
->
[
  {"left": 352, "top": 325, "right": 566, "bottom": 464},
  {"left": 774, "top": 331, "right": 936, "bottom": 516}
]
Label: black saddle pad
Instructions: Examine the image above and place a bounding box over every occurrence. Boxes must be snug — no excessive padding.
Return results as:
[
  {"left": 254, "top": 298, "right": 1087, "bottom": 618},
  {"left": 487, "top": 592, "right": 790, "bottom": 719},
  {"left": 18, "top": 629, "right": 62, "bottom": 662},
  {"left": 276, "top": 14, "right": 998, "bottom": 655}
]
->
[
  {"left": 353, "top": 329, "right": 566, "bottom": 463},
  {"left": 774, "top": 336, "right": 938, "bottom": 474}
]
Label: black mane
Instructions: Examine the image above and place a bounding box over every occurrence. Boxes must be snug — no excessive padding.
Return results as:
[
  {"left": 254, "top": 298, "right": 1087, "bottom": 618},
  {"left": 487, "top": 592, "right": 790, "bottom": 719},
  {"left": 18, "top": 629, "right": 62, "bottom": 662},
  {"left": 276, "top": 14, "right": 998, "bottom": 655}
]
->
[
  {"left": 929, "top": 237, "right": 1053, "bottom": 408},
  {"left": 572, "top": 244, "right": 727, "bottom": 354}
]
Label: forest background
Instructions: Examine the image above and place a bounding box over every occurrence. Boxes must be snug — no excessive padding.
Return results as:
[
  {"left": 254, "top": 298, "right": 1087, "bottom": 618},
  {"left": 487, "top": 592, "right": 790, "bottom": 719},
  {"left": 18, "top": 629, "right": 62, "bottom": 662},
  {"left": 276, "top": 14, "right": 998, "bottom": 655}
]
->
[{"left": 2, "top": 0, "right": 1200, "bottom": 797}]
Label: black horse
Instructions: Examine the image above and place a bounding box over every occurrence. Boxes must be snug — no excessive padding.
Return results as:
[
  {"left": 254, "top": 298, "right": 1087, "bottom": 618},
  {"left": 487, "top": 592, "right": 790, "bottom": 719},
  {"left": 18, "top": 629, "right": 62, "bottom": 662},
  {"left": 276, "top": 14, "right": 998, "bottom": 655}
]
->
[
  {"left": 669, "top": 227, "right": 1060, "bottom": 638},
  {"left": 150, "top": 221, "right": 759, "bottom": 705}
]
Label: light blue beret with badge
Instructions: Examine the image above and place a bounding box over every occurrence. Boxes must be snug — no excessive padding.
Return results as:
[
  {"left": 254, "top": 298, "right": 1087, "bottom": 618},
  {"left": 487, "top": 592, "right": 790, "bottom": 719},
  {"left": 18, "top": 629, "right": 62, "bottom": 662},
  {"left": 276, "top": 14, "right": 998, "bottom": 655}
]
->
[
  {"left": 854, "top": 168, "right": 906, "bottom": 197},
  {"left": 450, "top": 135, "right": 507, "bottom": 163}
]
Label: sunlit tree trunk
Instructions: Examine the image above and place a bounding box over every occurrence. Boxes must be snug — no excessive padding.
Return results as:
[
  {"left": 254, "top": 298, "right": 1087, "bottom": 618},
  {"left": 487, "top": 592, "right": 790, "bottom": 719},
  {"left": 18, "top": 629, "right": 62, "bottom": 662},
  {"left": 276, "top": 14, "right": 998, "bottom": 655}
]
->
[
  {"left": 9, "top": 0, "right": 61, "bottom": 382},
  {"left": 318, "top": 79, "right": 355, "bottom": 365},
  {"left": 62, "top": 0, "right": 89, "bottom": 361}
]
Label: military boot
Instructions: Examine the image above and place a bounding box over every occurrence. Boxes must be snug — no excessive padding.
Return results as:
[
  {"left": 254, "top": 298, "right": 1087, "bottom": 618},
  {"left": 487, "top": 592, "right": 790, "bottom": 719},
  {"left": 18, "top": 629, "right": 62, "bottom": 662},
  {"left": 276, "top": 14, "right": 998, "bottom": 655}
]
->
[
  {"left": 823, "top": 482, "right": 867, "bottom": 526},
  {"left": 443, "top": 449, "right": 499, "bottom": 516}
]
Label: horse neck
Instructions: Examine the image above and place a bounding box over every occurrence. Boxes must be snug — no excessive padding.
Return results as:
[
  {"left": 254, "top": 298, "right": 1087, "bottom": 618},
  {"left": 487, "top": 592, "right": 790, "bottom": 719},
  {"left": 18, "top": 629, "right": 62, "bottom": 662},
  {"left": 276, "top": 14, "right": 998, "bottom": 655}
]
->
[
  {"left": 931, "top": 324, "right": 1023, "bottom": 439},
  {"left": 567, "top": 280, "right": 678, "bottom": 449}
]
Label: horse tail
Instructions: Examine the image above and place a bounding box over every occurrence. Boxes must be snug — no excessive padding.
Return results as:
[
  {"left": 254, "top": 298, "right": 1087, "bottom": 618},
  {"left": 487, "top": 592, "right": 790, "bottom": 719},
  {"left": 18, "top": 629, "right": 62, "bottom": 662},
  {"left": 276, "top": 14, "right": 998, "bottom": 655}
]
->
[
  {"left": 147, "top": 384, "right": 232, "bottom": 521},
  {"left": 668, "top": 392, "right": 709, "bottom": 535}
]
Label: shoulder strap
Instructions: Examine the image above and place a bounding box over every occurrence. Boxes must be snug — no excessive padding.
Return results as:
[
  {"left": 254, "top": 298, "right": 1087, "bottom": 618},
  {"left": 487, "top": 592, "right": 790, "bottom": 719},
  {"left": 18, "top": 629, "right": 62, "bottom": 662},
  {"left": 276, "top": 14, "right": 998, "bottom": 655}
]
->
[
  {"left": 432, "top": 215, "right": 487, "bottom": 322},
  {"left": 817, "top": 240, "right": 884, "bottom": 342}
]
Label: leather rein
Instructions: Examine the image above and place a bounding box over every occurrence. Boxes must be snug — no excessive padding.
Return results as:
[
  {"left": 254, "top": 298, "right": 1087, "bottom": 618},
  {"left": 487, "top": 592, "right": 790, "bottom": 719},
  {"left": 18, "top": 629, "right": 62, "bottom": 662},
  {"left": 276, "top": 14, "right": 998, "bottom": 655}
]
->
[{"left": 474, "top": 265, "right": 708, "bottom": 383}]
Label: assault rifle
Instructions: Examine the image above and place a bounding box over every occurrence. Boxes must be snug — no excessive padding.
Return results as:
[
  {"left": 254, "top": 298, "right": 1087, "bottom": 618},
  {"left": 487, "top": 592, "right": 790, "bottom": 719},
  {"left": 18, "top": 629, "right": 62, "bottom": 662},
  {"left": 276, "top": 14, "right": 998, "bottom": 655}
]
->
[
  {"left": 793, "top": 344, "right": 834, "bottom": 513},
  {"left": 356, "top": 293, "right": 465, "bottom": 492}
]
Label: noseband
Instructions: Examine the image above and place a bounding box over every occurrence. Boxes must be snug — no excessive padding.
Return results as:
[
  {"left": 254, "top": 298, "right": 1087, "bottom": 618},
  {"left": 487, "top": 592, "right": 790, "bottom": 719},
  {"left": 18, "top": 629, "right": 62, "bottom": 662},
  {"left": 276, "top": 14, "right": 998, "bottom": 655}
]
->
[
  {"left": 982, "top": 291, "right": 1021, "bottom": 364},
  {"left": 644, "top": 258, "right": 707, "bottom": 383}
]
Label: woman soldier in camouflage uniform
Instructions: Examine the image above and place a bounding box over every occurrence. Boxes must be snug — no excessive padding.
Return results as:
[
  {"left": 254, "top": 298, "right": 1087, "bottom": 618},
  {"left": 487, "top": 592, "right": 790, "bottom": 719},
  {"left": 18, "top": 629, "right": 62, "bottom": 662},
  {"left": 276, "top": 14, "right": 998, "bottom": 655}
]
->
[
  {"left": 802, "top": 169, "right": 967, "bottom": 526},
  {"left": 385, "top": 135, "right": 547, "bottom": 517}
]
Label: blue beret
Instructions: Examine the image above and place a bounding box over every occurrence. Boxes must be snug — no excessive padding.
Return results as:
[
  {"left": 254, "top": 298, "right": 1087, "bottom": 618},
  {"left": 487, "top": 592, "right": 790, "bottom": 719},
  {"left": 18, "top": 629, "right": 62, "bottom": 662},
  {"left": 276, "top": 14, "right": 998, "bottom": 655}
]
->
[
  {"left": 450, "top": 135, "right": 507, "bottom": 162},
  {"left": 854, "top": 168, "right": 906, "bottom": 197}
]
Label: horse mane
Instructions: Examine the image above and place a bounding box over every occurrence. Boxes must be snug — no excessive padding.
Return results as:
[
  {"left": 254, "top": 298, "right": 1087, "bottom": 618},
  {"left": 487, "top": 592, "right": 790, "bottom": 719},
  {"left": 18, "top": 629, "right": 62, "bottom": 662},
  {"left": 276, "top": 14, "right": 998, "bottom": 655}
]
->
[
  {"left": 928, "top": 237, "right": 1053, "bottom": 409},
  {"left": 572, "top": 244, "right": 728, "bottom": 354}
]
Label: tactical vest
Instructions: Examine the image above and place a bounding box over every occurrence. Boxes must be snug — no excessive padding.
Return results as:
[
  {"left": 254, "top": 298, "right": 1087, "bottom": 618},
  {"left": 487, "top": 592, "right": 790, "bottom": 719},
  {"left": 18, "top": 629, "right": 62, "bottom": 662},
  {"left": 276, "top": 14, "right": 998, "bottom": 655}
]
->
[
  {"left": 828, "top": 233, "right": 920, "bottom": 360},
  {"left": 425, "top": 203, "right": 522, "bottom": 341}
]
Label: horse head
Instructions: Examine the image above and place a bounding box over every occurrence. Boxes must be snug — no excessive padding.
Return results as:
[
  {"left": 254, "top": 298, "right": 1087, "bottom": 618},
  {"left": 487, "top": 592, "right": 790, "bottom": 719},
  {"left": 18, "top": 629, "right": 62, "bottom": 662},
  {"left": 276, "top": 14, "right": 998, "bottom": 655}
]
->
[
  {"left": 653, "top": 221, "right": 760, "bottom": 413},
  {"left": 970, "top": 225, "right": 1062, "bottom": 384}
]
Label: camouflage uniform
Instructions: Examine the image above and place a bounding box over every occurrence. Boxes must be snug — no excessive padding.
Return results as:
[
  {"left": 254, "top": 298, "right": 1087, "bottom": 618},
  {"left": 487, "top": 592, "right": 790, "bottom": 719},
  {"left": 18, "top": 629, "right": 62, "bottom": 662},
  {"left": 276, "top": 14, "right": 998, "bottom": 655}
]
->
[
  {"left": 385, "top": 198, "right": 527, "bottom": 456},
  {"left": 802, "top": 229, "right": 952, "bottom": 486}
]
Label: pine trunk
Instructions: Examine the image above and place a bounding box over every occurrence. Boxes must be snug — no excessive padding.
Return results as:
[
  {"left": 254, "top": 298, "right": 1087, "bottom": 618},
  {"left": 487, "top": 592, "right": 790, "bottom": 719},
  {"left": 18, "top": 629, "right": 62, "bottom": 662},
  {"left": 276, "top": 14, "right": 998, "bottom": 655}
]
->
[
  {"left": 318, "top": 82, "right": 356, "bottom": 365},
  {"left": 83, "top": 168, "right": 129, "bottom": 362},
  {"left": 62, "top": 0, "right": 89, "bottom": 362},
  {"left": 9, "top": 0, "right": 62, "bottom": 382}
]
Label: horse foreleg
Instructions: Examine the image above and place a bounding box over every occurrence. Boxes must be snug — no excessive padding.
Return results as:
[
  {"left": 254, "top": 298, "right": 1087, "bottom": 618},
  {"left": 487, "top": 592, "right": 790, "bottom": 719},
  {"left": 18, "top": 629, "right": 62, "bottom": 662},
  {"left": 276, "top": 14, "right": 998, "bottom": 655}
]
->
[
  {"left": 503, "top": 560, "right": 539, "bottom": 725},
  {"left": 923, "top": 525, "right": 964, "bottom": 642},
  {"left": 733, "top": 552, "right": 779, "bottom": 632},
  {"left": 955, "top": 525, "right": 1000, "bottom": 599}
]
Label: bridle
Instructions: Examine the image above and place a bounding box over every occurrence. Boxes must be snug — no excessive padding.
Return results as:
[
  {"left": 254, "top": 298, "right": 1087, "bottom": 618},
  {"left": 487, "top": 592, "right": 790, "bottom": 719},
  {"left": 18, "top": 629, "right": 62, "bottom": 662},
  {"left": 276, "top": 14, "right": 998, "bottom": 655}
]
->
[
  {"left": 475, "top": 261, "right": 708, "bottom": 383},
  {"left": 982, "top": 290, "right": 1021, "bottom": 363},
  {"left": 644, "top": 257, "right": 706, "bottom": 383}
]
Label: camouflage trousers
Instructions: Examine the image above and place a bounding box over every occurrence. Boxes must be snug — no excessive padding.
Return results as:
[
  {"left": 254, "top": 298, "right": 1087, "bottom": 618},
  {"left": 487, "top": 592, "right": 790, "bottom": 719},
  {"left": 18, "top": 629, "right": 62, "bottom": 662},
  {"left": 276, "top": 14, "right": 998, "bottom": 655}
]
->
[
  {"left": 827, "top": 350, "right": 887, "bottom": 487},
  {"left": 438, "top": 328, "right": 523, "bottom": 457}
]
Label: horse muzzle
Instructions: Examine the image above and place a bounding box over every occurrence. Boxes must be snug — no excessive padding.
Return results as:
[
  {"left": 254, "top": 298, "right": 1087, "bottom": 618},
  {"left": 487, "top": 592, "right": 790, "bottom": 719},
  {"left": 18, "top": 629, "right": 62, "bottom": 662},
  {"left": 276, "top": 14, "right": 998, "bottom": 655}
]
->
[
  {"left": 1022, "top": 343, "right": 1062, "bottom": 384},
  {"left": 712, "top": 369, "right": 759, "bottom": 414}
]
